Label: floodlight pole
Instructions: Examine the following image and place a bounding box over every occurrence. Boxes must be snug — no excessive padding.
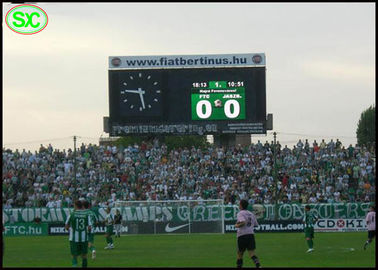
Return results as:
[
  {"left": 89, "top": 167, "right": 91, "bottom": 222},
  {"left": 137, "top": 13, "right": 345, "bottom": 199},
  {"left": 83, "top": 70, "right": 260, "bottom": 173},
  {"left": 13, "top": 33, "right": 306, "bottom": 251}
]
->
[
  {"left": 73, "top": 136, "right": 77, "bottom": 201},
  {"left": 273, "top": 132, "right": 278, "bottom": 220}
]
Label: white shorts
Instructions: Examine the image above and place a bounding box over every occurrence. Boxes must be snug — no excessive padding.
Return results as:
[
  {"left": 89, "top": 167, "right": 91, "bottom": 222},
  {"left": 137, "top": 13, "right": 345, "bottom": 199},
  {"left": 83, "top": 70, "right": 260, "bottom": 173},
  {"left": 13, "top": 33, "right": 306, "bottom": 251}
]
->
[{"left": 114, "top": 224, "right": 122, "bottom": 232}]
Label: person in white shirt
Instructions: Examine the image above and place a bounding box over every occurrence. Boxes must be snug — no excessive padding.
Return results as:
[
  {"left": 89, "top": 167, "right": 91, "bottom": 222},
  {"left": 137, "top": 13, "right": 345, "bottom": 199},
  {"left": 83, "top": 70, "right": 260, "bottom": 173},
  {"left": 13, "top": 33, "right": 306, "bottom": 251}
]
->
[
  {"left": 364, "top": 205, "right": 376, "bottom": 250},
  {"left": 235, "top": 199, "right": 260, "bottom": 268}
]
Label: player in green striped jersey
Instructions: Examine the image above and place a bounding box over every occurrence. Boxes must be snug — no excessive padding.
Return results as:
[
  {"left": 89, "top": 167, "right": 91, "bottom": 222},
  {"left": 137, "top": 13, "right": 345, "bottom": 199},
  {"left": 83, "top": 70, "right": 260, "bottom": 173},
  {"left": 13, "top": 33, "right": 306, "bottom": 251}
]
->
[
  {"left": 104, "top": 207, "right": 114, "bottom": 249},
  {"left": 65, "top": 200, "right": 92, "bottom": 267},
  {"left": 82, "top": 200, "right": 97, "bottom": 259},
  {"left": 303, "top": 205, "right": 318, "bottom": 253}
]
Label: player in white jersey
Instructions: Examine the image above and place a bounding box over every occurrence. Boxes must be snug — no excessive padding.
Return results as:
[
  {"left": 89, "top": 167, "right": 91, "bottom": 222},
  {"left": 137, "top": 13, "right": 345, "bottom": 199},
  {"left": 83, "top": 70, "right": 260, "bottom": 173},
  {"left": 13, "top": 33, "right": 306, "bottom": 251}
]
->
[
  {"left": 104, "top": 207, "right": 115, "bottom": 249},
  {"left": 235, "top": 199, "right": 261, "bottom": 268},
  {"left": 114, "top": 209, "right": 122, "bottom": 237},
  {"left": 364, "top": 205, "right": 375, "bottom": 250}
]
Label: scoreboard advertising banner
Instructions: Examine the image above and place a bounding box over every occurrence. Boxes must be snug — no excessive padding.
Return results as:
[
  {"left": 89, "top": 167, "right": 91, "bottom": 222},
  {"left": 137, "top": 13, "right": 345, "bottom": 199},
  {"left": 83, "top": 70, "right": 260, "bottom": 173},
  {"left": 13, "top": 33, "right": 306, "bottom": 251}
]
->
[
  {"left": 44, "top": 218, "right": 367, "bottom": 235},
  {"left": 224, "top": 219, "right": 367, "bottom": 233},
  {"left": 108, "top": 53, "right": 266, "bottom": 136}
]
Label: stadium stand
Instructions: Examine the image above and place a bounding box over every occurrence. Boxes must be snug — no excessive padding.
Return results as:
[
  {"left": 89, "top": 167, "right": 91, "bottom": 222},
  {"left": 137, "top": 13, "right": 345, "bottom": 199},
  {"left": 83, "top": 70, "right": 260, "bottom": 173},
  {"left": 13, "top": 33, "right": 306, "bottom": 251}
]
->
[{"left": 2, "top": 139, "right": 375, "bottom": 208}]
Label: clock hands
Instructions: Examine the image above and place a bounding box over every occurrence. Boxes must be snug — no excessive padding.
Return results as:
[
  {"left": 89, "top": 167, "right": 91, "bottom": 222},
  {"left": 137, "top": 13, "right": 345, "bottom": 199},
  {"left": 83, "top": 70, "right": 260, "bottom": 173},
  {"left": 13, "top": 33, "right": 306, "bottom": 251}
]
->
[
  {"left": 122, "top": 74, "right": 160, "bottom": 112},
  {"left": 124, "top": 88, "right": 145, "bottom": 109},
  {"left": 125, "top": 89, "right": 145, "bottom": 94},
  {"left": 139, "top": 90, "right": 145, "bottom": 109}
]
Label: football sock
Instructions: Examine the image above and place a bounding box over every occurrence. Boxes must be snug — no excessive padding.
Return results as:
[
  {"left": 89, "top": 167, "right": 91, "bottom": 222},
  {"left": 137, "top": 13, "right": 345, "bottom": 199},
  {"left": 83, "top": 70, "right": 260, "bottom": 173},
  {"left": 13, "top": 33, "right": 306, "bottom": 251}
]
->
[
  {"left": 72, "top": 257, "right": 78, "bottom": 267},
  {"left": 251, "top": 255, "right": 260, "bottom": 268},
  {"left": 364, "top": 240, "right": 370, "bottom": 250},
  {"left": 307, "top": 240, "right": 313, "bottom": 249},
  {"left": 236, "top": 259, "right": 243, "bottom": 268},
  {"left": 109, "top": 237, "right": 113, "bottom": 244},
  {"left": 82, "top": 258, "right": 87, "bottom": 268},
  {"left": 309, "top": 240, "right": 313, "bottom": 249}
]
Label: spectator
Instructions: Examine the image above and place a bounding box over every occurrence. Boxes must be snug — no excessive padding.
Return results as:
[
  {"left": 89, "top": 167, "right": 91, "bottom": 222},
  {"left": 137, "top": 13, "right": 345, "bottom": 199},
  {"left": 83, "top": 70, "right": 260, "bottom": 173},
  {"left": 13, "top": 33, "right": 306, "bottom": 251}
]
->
[{"left": 33, "top": 216, "right": 41, "bottom": 224}]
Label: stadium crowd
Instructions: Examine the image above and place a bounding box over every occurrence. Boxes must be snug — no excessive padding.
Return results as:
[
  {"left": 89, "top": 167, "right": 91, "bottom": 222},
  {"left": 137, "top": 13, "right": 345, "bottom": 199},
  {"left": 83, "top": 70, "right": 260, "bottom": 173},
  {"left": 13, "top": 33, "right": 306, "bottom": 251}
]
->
[{"left": 2, "top": 138, "right": 376, "bottom": 209}]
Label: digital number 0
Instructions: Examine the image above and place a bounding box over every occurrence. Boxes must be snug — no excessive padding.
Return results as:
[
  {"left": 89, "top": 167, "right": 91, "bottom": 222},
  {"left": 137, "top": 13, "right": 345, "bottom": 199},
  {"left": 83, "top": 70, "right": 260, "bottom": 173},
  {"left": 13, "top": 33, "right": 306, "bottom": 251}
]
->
[
  {"left": 196, "top": 100, "right": 212, "bottom": 119},
  {"left": 224, "top": 100, "right": 240, "bottom": 118}
]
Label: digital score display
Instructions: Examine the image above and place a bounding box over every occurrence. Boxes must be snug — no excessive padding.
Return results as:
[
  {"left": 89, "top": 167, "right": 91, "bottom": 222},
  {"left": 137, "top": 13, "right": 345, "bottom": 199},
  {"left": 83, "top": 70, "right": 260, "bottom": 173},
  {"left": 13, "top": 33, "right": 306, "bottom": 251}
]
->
[
  {"left": 191, "top": 81, "right": 246, "bottom": 121},
  {"left": 108, "top": 66, "right": 266, "bottom": 136}
]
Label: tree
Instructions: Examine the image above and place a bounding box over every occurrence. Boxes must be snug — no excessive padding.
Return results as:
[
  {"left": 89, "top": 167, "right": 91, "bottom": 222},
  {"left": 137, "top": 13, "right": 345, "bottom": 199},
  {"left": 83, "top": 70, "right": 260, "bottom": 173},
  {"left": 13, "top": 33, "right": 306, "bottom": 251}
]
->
[
  {"left": 113, "top": 135, "right": 209, "bottom": 150},
  {"left": 113, "top": 136, "right": 144, "bottom": 147},
  {"left": 164, "top": 135, "right": 209, "bottom": 151},
  {"left": 356, "top": 105, "right": 375, "bottom": 147}
]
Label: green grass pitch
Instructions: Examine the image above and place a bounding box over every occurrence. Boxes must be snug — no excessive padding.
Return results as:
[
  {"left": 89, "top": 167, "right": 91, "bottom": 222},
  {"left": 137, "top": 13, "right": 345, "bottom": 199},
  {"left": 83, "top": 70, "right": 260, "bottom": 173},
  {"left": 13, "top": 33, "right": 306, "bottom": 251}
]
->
[{"left": 2, "top": 232, "right": 375, "bottom": 267}]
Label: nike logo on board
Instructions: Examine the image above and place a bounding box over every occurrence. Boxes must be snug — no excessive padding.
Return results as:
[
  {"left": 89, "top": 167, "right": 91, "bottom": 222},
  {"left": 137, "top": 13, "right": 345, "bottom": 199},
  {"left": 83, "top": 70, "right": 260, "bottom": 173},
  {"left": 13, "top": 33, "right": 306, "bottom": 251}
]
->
[{"left": 165, "top": 223, "right": 189, "bottom": 232}]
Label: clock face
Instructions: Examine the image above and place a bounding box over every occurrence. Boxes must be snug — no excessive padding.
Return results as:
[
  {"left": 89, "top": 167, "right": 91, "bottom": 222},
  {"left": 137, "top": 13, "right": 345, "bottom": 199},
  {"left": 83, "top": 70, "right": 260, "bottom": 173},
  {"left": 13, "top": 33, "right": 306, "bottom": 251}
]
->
[{"left": 119, "top": 71, "right": 163, "bottom": 117}]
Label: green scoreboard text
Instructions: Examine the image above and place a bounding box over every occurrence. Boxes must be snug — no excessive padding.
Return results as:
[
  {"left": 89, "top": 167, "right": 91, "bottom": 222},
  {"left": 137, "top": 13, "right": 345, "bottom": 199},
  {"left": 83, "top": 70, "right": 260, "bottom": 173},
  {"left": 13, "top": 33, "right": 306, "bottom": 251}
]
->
[{"left": 191, "top": 81, "right": 246, "bottom": 120}]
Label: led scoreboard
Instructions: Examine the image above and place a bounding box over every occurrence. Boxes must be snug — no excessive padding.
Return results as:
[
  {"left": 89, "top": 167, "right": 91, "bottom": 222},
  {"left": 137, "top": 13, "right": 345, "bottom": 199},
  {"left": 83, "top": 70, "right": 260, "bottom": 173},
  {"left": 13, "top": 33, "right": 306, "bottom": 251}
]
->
[
  {"left": 191, "top": 80, "right": 246, "bottom": 121},
  {"left": 108, "top": 53, "right": 266, "bottom": 136}
]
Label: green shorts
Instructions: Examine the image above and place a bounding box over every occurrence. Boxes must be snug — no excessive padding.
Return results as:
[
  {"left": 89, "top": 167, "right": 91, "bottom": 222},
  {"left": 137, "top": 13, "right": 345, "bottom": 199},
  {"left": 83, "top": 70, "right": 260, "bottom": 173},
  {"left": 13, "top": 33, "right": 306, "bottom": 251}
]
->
[
  {"left": 304, "top": 227, "right": 314, "bottom": 239},
  {"left": 106, "top": 225, "right": 113, "bottom": 235},
  {"left": 70, "top": 241, "right": 88, "bottom": 256},
  {"left": 88, "top": 233, "right": 94, "bottom": 243}
]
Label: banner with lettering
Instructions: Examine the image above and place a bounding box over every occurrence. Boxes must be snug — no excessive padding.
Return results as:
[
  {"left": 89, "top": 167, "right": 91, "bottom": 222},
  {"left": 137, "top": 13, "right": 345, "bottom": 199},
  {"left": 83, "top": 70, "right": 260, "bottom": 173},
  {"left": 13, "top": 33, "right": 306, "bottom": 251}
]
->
[
  {"left": 4, "top": 223, "right": 48, "bottom": 236},
  {"left": 2, "top": 203, "right": 371, "bottom": 224}
]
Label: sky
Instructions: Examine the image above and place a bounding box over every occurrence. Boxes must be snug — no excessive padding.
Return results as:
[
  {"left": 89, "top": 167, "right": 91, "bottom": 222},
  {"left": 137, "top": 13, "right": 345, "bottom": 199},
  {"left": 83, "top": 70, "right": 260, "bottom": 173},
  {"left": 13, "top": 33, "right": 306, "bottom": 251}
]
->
[{"left": 2, "top": 2, "right": 375, "bottom": 152}]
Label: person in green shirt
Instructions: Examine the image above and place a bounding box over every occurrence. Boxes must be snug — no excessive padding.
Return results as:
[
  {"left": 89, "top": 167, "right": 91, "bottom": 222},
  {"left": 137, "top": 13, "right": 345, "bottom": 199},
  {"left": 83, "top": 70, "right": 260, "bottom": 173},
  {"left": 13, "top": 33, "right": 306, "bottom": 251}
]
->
[
  {"left": 303, "top": 205, "right": 318, "bottom": 253},
  {"left": 65, "top": 200, "right": 92, "bottom": 267},
  {"left": 82, "top": 200, "right": 97, "bottom": 259},
  {"left": 348, "top": 186, "right": 355, "bottom": 202},
  {"left": 347, "top": 144, "right": 354, "bottom": 158}
]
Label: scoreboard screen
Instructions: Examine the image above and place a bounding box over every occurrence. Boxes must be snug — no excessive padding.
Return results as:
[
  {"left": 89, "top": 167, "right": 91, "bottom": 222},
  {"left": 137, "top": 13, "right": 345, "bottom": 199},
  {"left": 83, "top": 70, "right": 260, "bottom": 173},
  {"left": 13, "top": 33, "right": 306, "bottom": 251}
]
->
[
  {"left": 191, "top": 81, "right": 246, "bottom": 121},
  {"left": 108, "top": 53, "right": 266, "bottom": 136}
]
